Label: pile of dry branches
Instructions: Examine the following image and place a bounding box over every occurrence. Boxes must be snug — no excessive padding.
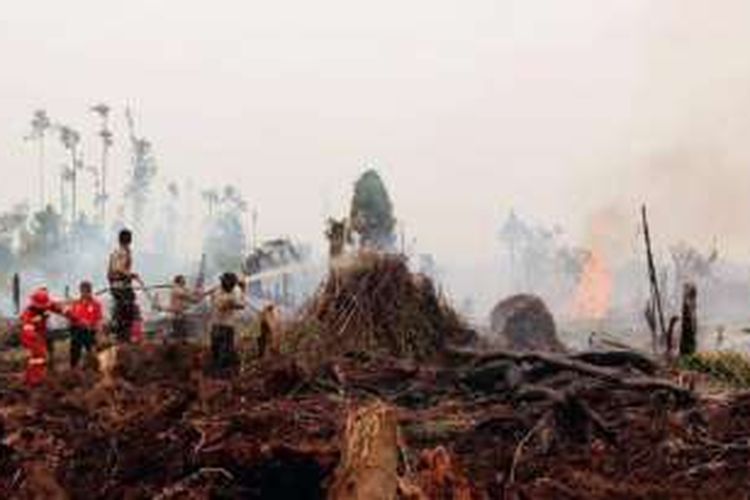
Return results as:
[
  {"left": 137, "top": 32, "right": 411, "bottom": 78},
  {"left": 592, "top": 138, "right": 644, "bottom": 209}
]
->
[{"left": 298, "top": 253, "right": 473, "bottom": 361}]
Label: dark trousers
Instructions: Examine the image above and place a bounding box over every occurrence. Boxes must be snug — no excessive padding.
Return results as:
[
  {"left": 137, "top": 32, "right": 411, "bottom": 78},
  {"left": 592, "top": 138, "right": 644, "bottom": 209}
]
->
[
  {"left": 258, "top": 324, "right": 270, "bottom": 358},
  {"left": 111, "top": 286, "right": 138, "bottom": 342},
  {"left": 210, "top": 325, "right": 237, "bottom": 376},
  {"left": 70, "top": 326, "right": 95, "bottom": 368},
  {"left": 172, "top": 317, "right": 188, "bottom": 340},
  {"left": 46, "top": 336, "right": 56, "bottom": 372}
]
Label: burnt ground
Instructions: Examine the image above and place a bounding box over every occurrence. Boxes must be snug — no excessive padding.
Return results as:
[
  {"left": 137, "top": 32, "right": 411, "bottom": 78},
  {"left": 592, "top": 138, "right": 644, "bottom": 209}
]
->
[
  {"left": 1, "top": 340, "right": 750, "bottom": 499},
  {"left": 2, "top": 255, "right": 750, "bottom": 499}
]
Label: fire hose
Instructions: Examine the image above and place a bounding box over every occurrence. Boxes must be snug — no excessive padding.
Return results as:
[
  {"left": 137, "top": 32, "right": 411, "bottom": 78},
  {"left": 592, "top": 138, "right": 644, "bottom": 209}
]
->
[{"left": 94, "top": 281, "right": 169, "bottom": 311}]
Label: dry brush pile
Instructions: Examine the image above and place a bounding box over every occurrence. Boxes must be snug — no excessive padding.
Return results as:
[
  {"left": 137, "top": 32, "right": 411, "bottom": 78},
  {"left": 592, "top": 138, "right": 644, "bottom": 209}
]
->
[{"left": 287, "top": 253, "right": 474, "bottom": 365}]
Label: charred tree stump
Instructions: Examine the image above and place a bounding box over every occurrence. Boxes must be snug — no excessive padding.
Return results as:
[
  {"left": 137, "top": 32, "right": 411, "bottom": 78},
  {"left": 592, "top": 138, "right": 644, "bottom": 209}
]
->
[
  {"left": 329, "top": 401, "right": 400, "bottom": 500},
  {"left": 679, "top": 282, "right": 698, "bottom": 357},
  {"left": 665, "top": 316, "right": 680, "bottom": 363}
]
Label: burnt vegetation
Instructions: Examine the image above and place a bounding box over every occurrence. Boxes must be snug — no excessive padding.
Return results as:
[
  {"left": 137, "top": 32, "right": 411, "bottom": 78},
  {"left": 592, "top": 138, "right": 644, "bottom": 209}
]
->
[{"left": 2, "top": 253, "right": 750, "bottom": 499}]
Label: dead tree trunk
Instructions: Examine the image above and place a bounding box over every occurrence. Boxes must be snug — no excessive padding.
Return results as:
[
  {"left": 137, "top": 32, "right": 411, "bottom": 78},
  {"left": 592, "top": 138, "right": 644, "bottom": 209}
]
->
[
  {"left": 642, "top": 205, "right": 667, "bottom": 354},
  {"left": 679, "top": 282, "right": 698, "bottom": 356}
]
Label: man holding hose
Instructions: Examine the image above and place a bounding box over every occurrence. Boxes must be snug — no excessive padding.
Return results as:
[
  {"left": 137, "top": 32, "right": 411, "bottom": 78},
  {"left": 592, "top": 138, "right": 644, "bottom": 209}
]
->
[{"left": 107, "top": 228, "right": 142, "bottom": 342}]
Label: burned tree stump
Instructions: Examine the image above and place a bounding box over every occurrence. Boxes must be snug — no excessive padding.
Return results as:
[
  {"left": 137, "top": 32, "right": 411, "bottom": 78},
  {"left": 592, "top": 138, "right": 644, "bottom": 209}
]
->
[
  {"left": 329, "top": 401, "right": 400, "bottom": 500},
  {"left": 326, "top": 218, "right": 350, "bottom": 259},
  {"left": 490, "top": 294, "right": 565, "bottom": 352},
  {"left": 680, "top": 283, "right": 697, "bottom": 357}
]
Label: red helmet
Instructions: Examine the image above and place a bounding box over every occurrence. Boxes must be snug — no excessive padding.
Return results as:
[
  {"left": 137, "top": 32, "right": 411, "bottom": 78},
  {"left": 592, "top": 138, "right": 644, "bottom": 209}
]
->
[{"left": 30, "top": 288, "right": 51, "bottom": 309}]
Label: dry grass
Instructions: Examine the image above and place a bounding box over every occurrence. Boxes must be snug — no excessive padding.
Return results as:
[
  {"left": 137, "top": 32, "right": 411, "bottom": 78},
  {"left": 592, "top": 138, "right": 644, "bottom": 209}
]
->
[{"left": 679, "top": 351, "right": 750, "bottom": 388}]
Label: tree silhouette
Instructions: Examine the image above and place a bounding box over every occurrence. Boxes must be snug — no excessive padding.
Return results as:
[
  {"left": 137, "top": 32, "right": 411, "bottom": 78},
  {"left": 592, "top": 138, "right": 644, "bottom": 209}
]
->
[
  {"left": 158, "top": 182, "right": 181, "bottom": 260},
  {"left": 57, "top": 125, "right": 81, "bottom": 225},
  {"left": 25, "top": 206, "right": 64, "bottom": 257},
  {"left": 203, "top": 185, "right": 247, "bottom": 272},
  {"left": 349, "top": 169, "right": 396, "bottom": 250},
  {"left": 90, "top": 103, "right": 113, "bottom": 225},
  {"left": 220, "top": 185, "right": 247, "bottom": 213},
  {"left": 201, "top": 188, "right": 219, "bottom": 217},
  {"left": 0, "top": 204, "right": 29, "bottom": 275},
  {"left": 83, "top": 162, "right": 102, "bottom": 227},
  {"left": 25, "top": 110, "right": 51, "bottom": 209},
  {"left": 59, "top": 163, "right": 73, "bottom": 224},
  {"left": 125, "top": 107, "right": 157, "bottom": 230}
]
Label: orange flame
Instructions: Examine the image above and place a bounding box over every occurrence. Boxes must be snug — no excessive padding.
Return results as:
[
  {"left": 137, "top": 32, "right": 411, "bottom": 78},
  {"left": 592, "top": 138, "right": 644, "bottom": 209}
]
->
[{"left": 573, "top": 248, "right": 612, "bottom": 319}]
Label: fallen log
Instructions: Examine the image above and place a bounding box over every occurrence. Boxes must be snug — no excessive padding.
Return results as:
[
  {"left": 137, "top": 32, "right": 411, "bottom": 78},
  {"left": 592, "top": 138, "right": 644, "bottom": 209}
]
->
[
  {"left": 448, "top": 348, "right": 694, "bottom": 403},
  {"left": 572, "top": 350, "right": 658, "bottom": 375}
]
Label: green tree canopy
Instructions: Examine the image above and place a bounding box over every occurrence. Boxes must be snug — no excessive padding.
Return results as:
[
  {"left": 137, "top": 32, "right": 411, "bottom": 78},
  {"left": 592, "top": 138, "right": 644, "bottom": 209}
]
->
[{"left": 349, "top": 169, "right": 395, "bottom": 250}]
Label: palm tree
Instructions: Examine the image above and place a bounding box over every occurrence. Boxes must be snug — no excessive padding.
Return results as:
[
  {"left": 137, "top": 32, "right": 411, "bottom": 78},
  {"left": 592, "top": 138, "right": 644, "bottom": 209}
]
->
[
  {"left": 85, "top": 164, "right": 101, "bottom": 219},
  {"left": 201, "top": 188, "right": 219, "bottom": 217},
  {"left": 90, "top": 103, "right": 112, "bottom": 225},
  {"left": 59, "top": 163, "right": 73, "bottom": 225},
  {"left": 124, "top": 107, "right": 156, "bottom": 230},
  {"left": 251, "top": 207, "right": 258, "bottom": 251},
  {"left": 57, "top": 125, "right": 81, "bottom": 224},
  {"left": 25, "top": 110, "right": 51, "bottom": 209},
  {"left": 221, "top": 186, "right": 249, "bottom": 254},
  {"left": 221, "top": 185, "right": 248, "bottom": 213},
  {"left": 499, "top": 209, "right": 531, "bottom": 290}
]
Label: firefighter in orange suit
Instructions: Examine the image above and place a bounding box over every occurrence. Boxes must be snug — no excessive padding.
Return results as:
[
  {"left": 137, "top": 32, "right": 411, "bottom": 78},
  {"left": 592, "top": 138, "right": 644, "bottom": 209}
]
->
[{"left": 19, "top": 288, "right": 65, "bottom": 386}]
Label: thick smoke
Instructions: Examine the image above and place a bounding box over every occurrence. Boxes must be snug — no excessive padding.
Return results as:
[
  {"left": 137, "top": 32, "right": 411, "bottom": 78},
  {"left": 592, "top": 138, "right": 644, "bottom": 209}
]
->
[{"left": 4, "top": 1, "right": 750, "bottom": 335}]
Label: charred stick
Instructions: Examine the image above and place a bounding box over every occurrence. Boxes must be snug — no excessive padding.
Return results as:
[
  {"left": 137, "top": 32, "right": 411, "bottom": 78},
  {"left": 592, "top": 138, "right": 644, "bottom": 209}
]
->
[{"left": 641, "top": 205, "right": 667, "bottom": 353}]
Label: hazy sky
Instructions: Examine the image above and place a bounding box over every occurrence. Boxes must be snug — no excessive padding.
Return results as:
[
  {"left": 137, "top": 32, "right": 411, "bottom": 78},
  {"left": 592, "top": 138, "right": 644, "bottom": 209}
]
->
[{"left": 3, "top": 0, "right": 750, "bottom": 270}]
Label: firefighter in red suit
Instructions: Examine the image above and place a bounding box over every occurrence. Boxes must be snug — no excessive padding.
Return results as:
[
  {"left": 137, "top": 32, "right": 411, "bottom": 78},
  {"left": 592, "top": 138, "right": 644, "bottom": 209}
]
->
[{"left": 19, "top": 288, "right": 65, "bottom": 386}]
